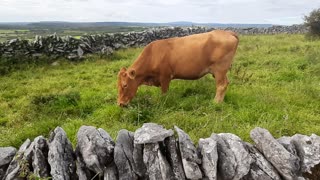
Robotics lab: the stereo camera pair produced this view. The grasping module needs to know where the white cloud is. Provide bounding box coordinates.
[0,0,319,24]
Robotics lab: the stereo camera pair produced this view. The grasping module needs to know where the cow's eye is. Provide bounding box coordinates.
[123,84,128,88]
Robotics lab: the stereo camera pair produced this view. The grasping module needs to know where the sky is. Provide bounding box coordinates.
[0,0,319,25]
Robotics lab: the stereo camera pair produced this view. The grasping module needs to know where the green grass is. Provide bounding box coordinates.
[0,34,320,147]
[0,29,30,42]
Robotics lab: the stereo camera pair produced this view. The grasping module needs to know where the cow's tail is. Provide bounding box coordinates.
[227,31,239,42]
[228,31,239,40]
[227,31,239,73]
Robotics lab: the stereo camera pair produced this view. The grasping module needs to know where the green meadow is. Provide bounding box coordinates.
[0,34,319,147]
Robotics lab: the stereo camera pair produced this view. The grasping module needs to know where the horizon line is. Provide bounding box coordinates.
[0,21,277,25]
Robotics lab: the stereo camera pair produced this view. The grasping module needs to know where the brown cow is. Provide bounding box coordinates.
[117,30,239,106]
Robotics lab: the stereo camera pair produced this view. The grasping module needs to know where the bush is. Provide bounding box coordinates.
[304,8,320,37]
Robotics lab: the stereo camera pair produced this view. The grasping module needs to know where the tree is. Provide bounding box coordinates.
[304,8,320,36]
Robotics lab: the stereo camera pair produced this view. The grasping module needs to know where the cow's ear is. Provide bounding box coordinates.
[128,69,136,79]
[119,67,127,77]
[120,67,127,72]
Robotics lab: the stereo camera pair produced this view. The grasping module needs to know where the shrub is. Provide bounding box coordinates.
[304,8,320,37]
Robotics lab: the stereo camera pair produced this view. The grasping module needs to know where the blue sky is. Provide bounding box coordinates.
[0,0,319,25]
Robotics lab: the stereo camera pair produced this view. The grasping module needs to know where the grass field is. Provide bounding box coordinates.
[0,34,320,147]
[0,29,31,42]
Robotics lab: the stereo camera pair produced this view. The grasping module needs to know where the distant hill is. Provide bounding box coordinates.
[168,21,273,28]
[0,21,274,29]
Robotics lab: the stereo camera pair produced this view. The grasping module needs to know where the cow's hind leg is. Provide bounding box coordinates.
[210,48,236,103]
[213,71,229,103]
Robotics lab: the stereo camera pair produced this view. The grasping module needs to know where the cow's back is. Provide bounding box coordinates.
[148,30,238,79]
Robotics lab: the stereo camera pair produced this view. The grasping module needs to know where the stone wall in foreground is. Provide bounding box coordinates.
[1,123,319,180]
[0,25,308,60]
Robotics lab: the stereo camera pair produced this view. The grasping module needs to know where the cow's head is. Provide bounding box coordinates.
[117,67,138,107]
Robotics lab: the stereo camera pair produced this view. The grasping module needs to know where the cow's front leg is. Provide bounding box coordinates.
[214,74,229,103]
[160,76,171,94]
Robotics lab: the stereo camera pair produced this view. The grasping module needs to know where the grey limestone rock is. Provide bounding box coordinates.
[292,134,320,179]
[77,46,84,57]
[133,143,147,178]
[134,123,174,144]
[0,147,17,180]
[198,138,218,180]
[114,129,138,180]
[210,134,237,180]
[278,136,298,157]
[101,46,113,55]
[76,150,92,180]
[76,126,115,179]
[164,136,186,180]
[3,123,320,180]
[218,133,253,179]
[48,127,77,180]
[210,133,253,180]
[143,143,173,180]
[103,162,118,180]
[32,136,50,178]
[23,141,35,164]
[250,127,300,180]
[67,54,78,60]
[175,126,202,179]
[243,143,282,180]
[3,139,32,180]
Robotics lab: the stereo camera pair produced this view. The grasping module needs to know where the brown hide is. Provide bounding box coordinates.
[117,30,239,106]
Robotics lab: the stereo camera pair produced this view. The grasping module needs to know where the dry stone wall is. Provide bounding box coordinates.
[1,123,320,180]
[0,25,308,60]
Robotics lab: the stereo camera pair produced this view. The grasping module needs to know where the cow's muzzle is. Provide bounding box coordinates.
[117,101,128,107]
